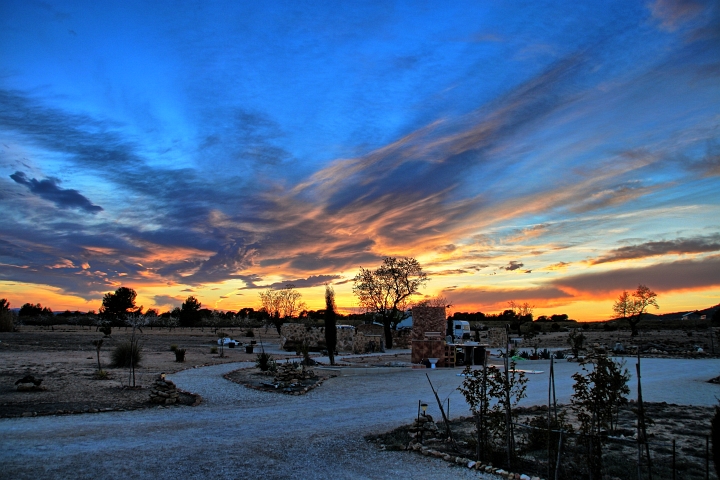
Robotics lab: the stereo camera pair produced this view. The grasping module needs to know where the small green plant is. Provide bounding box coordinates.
[567,329,585,357]
[174,348,186,362]
[94,369,109,380]
[110,341,143,368]
[210,346,218,354]
[571,356,631,477]
[255,351,275,371]
[297,341,312,367]
[170,344,178,352]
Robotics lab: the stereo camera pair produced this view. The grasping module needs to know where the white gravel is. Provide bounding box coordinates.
[1,355,719,479]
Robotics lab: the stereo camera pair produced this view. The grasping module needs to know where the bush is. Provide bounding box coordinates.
[174,348,186,362]
[256,351,275,371]
[0,310,14,332]
[94,370,109,380]
[245,328,254,337]
[170,344,178,352]
[110,341,142,368]
[554,350,566,359]
[210,346,218,354]
[539,348,552,359]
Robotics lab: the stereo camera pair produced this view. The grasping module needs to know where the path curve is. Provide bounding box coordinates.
[2,357,719,479]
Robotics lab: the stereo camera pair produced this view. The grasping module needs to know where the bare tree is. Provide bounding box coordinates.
[613,284,659,336]
[258,284,306,335]
[353,257,428,349]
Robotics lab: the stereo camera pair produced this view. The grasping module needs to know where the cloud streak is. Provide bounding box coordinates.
[591,234,720,264]
[10,171,103,213]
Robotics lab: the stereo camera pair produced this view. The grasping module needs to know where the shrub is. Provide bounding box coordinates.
[99,324,112,336]
[554,350,566,359]
[110,341,143,368]
[0,299,14,332]
[170,344,178,352]
[174,348,186,362]
[94,370,109,380]
[255,351,275,371]
[210,346,218,354]
[550,322,560,331]
[539,348,552,359]
[245,328,255,337]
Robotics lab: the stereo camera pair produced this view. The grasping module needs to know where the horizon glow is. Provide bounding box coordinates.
[1,1,719,321]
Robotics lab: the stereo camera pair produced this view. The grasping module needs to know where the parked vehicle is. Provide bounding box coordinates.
[217,337,240,346]
[450,320,471,340]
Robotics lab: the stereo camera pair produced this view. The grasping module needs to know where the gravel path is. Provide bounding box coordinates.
[1,356,719,479]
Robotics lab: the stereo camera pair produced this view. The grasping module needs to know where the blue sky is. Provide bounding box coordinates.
[1,0,719,319]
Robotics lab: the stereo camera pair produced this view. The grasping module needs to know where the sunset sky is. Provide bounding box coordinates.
[1,1,719,320]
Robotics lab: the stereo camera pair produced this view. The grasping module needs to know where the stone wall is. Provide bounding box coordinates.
[352,333,384,354]
[411,306,446,340]
[279,323,354,352]
[487,328,508,348]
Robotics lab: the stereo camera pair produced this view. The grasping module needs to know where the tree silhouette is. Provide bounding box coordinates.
[353,257,427,349]
[100,287,138,324]
[324,285,338,365]
[179,296,202,327]
[613,284,658,336]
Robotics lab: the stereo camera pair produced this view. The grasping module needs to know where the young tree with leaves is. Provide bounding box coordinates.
[353,257,428,349]
[571,356,631,479]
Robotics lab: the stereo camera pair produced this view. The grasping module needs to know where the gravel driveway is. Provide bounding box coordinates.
[1,356,719,479]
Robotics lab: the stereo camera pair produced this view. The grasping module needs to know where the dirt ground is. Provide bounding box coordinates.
[488,328,720,357]
[1,326,717,419]
[0,325,280,417]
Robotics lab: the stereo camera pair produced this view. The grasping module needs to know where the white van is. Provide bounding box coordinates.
[452,320,471,340]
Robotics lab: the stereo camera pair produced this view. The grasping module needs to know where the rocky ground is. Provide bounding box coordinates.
[372,402,717,479]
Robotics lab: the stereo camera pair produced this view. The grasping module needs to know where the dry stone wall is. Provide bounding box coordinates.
[279,323,354,352]
[410,306,446,340]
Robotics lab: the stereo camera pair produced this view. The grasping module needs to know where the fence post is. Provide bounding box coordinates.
[672,439,675,480]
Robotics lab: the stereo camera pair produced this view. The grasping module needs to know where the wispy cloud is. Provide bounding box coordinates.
[591,234,720,264]
[553,256,720,295]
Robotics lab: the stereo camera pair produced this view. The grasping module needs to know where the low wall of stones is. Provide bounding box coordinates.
[279,324,354,352]
[487,328,507,348]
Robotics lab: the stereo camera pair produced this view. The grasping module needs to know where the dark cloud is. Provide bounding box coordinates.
[10,171,103,213]
[504,261,524,271]
[552,256,720,294]
[153,295,181,308]
[241,275,342,290]
[444,286,573,310]
[591,234,720,264]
